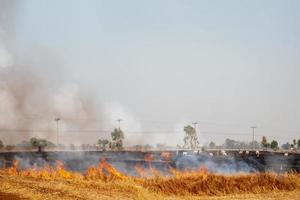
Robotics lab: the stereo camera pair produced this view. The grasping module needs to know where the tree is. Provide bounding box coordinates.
[261,136,269,150]
[183,125,199,150]
[293,139,297,148]
[30,137,40,148]
[29,137,50,149]
[0,140,4,149]
[223,138,236,149]
[98,139,109,151]
[110,128,124,150]
[297,139,300,149]
[209,142,216,149]
[270,140,278,150]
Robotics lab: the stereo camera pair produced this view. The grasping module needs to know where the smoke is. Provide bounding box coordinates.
[175,155,256,174]
[0,0,15,68]
[102,102,143,145]
[0,1,100,144]
[0,1,144,146]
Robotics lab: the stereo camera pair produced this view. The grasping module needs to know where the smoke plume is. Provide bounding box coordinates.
[0,1,100,144]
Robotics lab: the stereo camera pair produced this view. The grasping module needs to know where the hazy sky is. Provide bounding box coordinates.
[6,0,300,145]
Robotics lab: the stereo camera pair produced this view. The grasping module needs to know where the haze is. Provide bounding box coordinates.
[1,0,299,146]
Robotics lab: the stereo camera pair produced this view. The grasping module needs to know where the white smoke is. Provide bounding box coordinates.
[102,102,143,145]
[0,1,100,145]
[0,44,13,68]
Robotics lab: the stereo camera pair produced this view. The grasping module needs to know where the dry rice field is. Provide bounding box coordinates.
[0,160,299,200]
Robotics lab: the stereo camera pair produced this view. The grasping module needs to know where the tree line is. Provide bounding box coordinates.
[207,136,300,151]
[0,124,299,151]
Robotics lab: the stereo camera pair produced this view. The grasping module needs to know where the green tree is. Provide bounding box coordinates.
[30,137,40,148]
[183,125,199,150]
[270,140,278,150]
[110,128,124,150]
[209,141,216,149]
[0,140,4,149]
[30,137,49,149]
[261,136,269,150]
[98,139,110,151]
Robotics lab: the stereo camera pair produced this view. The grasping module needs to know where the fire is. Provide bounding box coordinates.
[86,159,128,180]
[134,164,147,177]
[1,159,299,196]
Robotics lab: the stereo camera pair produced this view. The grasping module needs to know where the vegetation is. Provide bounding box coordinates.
[208,141,216,149]
[29,137,56,149]
[183,125,199,150]
[110,128,124,150]
[0,140,4,149]
[97,128,125,151]
[97,139,110,151]
[270,140,279,150]
[261,136,270,150]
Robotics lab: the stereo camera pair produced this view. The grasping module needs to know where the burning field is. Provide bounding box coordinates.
[0,159,299,200]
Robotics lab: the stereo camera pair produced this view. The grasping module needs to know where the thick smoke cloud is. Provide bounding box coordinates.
[0,1,144,146]
[0,1,100,144]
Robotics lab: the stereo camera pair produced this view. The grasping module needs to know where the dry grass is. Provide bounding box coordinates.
[0,160,299,200]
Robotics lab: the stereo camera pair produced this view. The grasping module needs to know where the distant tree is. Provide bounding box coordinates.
[183,125,199,150]
[98,139,110,151]
[270,140,279,150]
[261,136,269,150]
[45,140,56,148]
[293,139,296,146]
[224,138,236,149]
[298,139,300,149]
[29,137,51,150]
[30,137,40,148]
[110,128,124,150]
[0,140,4,149]
[249,141,261,149]
[39,139,48,148]
[209,142,216,149]
[281,142,290,150]
[5,145,15,150]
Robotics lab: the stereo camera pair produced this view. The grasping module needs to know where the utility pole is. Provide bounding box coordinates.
[55,117,61,147]
[251,126,256,150]
[117,119,122,130]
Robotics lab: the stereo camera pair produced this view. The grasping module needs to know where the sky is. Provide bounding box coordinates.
[1,0,300,145]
